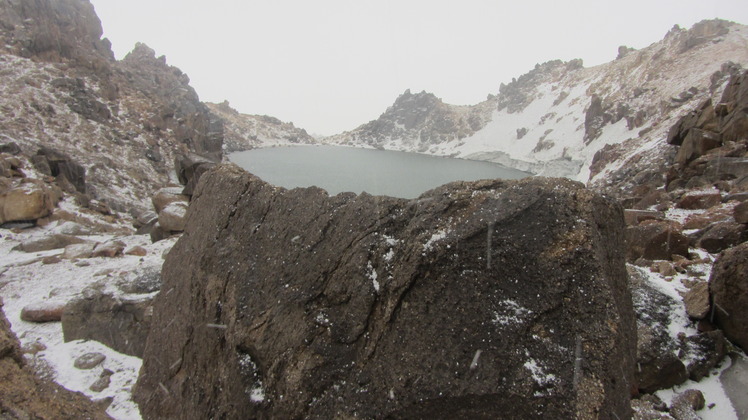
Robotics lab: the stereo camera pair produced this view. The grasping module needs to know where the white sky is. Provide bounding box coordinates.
[89,0,748,136]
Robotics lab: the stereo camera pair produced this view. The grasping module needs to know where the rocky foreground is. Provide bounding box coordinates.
[0,0,748,419]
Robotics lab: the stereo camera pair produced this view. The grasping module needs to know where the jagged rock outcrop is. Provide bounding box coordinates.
[135,164,636,419]
[327,89,496,153]
[207,101,316,152]
[1,300,111,419]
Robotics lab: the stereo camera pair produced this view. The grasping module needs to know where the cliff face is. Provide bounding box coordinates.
[0,0,223,214]
[135,164,635,419]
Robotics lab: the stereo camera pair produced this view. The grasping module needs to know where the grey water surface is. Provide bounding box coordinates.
[230,145,530,199]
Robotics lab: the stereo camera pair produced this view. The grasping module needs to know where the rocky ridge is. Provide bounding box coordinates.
[325,89,497,152]
[324,20,748,183]
[207,100,316,152]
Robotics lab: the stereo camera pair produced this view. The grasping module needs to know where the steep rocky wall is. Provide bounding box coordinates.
[135,165,636,419]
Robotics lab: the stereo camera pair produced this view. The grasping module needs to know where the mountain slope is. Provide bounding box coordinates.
[206,101,316,152]
[324,20,748,185]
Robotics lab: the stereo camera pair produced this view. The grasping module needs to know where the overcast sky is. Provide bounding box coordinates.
[89,0,748,136]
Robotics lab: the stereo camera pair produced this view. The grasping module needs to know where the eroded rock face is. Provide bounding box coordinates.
[135,165,636,419]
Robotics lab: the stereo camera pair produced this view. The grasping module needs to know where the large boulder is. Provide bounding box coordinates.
[0,179,59,224]
[134,165,636,419]
[628,266,688,393]
[151,187,188,214]
[157,201,188,232]
[709,243,748,351]
[62,287,154,358]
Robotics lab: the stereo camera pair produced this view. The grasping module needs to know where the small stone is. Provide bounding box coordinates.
[20,301,65,323]
[74,352,106,369]
[62,242,97,259]
[125,246,147,256]
[21,340,47,354]
[90,369,113,392]
[41,256,61,265]
[684,282,710,319]
[75,260,91,267]
[677,191,722,210]
[657,261,677,277]
[92,240,126,258]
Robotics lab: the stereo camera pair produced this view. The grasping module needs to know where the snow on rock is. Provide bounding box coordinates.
[0,219,178,420]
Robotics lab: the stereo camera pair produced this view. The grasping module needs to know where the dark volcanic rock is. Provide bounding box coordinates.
[709,243,748,351]
[62,288,153,358]
[135,164,636,419]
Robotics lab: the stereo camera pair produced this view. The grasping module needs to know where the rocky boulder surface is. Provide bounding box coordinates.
[709,242,748,351]
[135,165,636,419]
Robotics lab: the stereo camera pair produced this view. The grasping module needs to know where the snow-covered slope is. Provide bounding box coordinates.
[325,20,748,183]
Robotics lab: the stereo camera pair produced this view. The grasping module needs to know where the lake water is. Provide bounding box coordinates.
[229,145,530,199]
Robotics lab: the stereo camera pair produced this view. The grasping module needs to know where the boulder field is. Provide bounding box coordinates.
[135,164,636,419]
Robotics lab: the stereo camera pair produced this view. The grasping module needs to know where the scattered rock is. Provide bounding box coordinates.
[653,261,677,277]
[89,369,113,392]
[676,190,722,210]
[20,301,65,323]
[158,201,188,232]
[87,199,111,215]
[735,201,748,224]
[116,265,161,294]
[709,242,748,351]
[20,340,47,355]
[62,242,97,259]
[91,240,125,258]
[62,288,154,357]
[669,389,705,420]
[685,330,726,381]
[151,187,188,214]
[631,396,674,420]
[41,255,61,264]
[14,234,86,252]
[149,222,173,243]
[683,281,710,319]
[624,209,664,226]
[73,352,106,370]
[0,300,110,419]
[135,166,636,419]
[626,221,690,262]
[125,245,147,256]
[695,221,748,253]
